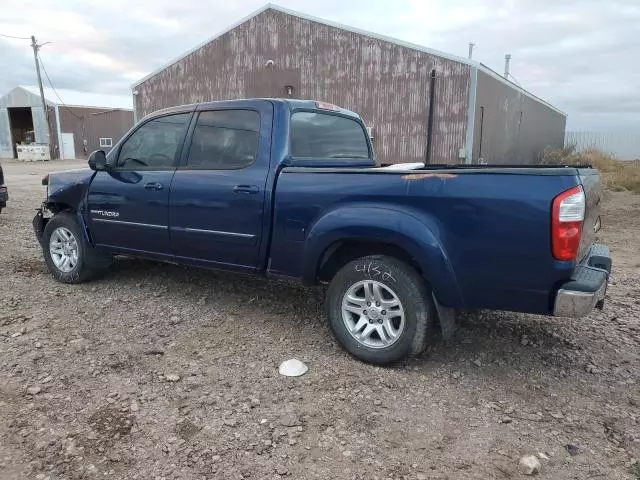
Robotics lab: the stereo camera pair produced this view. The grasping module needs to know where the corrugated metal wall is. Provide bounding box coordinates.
[0,87,57,159]
[0,109,12,158]
[0,108,56,159]
[0,87,133,160]
[136,9,471,164]
[30,106,48,145]
[472,70,566,164]
[0,87,43,109]
[58,107,133,158]
[565,131,640,161]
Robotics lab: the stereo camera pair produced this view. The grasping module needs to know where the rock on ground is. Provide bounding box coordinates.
[518,455,541,475]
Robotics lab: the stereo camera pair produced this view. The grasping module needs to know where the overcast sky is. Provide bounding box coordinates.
[1,0,638,130]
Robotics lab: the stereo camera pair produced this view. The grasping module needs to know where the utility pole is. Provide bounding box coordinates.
[468,42,475,59]
[31,35,52,160]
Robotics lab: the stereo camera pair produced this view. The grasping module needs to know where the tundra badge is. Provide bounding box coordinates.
[90,209,119,218]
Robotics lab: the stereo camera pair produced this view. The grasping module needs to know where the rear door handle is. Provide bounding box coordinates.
[233,185,259,194]
[144,182,164,191]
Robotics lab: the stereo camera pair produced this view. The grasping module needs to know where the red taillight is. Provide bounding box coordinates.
[552,185,585,261]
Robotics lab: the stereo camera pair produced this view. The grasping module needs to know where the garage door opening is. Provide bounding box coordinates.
[8,107,34,158]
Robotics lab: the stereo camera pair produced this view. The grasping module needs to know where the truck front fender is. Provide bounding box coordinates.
[42,169,95,245]
[46,168,94,210]
[302,205,463,307]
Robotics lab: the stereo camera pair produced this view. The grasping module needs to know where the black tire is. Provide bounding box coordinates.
[326,255,435,365]
[42,212,112,283]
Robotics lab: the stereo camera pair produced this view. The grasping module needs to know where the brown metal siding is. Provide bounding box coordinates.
[136,9,471,164]
[472,70,566,164]
[59,107,133,158]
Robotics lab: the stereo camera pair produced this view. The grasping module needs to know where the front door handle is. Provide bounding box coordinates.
[233,185,259,194]
[144,182,164,191]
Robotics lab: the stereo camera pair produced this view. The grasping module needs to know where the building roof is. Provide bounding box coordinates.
[18,85,132,110]
[131,3,564,116]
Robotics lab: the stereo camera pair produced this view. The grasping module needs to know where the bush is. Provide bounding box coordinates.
[540,145,640,194]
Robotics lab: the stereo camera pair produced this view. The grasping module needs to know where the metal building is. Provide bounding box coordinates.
[132,4,566,165]
[0,86,133,160]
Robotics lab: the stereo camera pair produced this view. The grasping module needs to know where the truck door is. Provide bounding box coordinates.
[87,112,191,256]
[169,102,273,270]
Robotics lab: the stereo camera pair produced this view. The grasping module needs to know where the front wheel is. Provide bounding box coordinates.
[326,255,435,365]
[43,212,111,283]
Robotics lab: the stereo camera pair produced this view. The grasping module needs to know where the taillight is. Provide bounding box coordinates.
[552,185,585,261]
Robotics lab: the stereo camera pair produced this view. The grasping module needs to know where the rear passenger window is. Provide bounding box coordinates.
[186,110,260,169]
[290,112,370,159]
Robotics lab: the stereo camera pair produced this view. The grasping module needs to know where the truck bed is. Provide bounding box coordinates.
[270,164,602,315]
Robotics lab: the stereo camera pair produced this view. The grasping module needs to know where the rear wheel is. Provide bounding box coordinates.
[326,255,434,365]
[43,212,111,283]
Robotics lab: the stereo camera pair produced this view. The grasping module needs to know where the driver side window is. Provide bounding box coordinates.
[117,113,191,170]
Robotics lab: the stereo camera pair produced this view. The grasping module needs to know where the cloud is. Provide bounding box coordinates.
[0,0,638,130]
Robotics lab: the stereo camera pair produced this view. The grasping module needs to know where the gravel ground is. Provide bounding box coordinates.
[1,159,639,480]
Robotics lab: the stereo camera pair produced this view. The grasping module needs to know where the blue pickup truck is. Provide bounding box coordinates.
[34,99,611,364]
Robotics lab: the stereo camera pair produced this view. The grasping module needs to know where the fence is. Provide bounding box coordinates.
[565,132,640,160]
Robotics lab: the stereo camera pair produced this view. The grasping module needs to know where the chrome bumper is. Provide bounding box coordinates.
[554,279,607,317]
[553,244,611,318]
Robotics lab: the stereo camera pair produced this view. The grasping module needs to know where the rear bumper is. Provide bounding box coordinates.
[553,244,611,318]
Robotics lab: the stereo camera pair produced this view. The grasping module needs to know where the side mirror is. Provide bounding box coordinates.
[88,150,108,171]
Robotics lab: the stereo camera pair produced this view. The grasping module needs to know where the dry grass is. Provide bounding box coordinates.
[541,145,640,194]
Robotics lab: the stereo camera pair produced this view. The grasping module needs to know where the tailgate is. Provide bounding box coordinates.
[578,168,603,261]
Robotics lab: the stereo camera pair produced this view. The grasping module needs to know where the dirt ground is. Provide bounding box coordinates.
[1,159,639,480]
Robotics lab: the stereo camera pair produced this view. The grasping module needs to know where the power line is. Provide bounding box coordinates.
[37,52,83,120]
[0,32,31,40]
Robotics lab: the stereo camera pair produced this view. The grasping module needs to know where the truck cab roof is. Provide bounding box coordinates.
[143,98,363,123]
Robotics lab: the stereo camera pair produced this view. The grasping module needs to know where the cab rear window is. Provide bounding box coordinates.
[290,112,369,160]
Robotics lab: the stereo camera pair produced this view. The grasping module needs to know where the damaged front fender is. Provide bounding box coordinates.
[33,207,49,248]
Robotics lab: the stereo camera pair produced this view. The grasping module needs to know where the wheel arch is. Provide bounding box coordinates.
[317,239,422,282]
[45,201,75,214]
[42,202,93,245]
[301,205,464,308]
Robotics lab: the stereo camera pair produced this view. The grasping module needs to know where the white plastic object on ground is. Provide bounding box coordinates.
[518,455,541,475]
[279,359,308,377]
